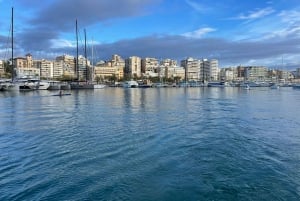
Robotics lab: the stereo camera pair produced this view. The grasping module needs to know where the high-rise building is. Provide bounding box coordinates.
[125,56,141,78]
[209,59,219,81]
[180,58,216,82]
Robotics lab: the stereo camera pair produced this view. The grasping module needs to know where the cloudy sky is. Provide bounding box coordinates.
[0,0,300,69]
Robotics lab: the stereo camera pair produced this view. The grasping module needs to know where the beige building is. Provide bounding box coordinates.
[14,54,40,78]
[0,60,4,76]
[141,57,159,77]
[165,66,185,80]
[55,54,76,79]
[125,56,142,78]
[53,60,64,79]
[94,54,125,81]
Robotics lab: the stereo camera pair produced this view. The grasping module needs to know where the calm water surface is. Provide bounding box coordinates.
[0,87,300,200]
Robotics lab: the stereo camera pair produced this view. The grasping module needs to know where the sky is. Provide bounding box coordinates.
[0,0,300,69]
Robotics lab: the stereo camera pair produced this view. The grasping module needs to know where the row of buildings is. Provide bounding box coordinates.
[1,53,300,83]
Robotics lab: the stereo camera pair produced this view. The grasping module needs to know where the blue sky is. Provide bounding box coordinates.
[0,0,300,69]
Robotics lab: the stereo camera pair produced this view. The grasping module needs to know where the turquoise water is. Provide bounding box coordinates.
[1,87,300,200]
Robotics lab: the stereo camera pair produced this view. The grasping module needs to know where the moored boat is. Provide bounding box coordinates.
[38,80,50,90]
[207,81,229,87]
[19,79,39,91]
[123,80,139,88]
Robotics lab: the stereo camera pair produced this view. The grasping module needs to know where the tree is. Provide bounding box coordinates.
[95,76,101,84]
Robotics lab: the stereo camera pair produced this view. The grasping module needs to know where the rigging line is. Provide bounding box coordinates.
[2,22,12,61]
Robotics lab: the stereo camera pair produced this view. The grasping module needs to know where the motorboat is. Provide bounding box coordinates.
[38,80,50,90]
[19,79,40,91]
[0,79,17,91]
[123,80,139,88]
[207,81,229,87]
[93,84,106,89]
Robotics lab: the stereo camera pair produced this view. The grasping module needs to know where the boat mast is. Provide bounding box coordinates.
[11,7,14,82]
[91,37,94,83]
[202,58,205,85]
[76,19,79,82]
[84,29,88,83]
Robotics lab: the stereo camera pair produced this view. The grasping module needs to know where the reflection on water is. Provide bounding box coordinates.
[0,87,300,200]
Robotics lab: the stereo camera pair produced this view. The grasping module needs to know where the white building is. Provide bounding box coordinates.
[40,60,54,79]
[209,59,219,81]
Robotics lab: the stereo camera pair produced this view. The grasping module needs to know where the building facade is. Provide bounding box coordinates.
[55,54,76,79]
[141,57,159,77]
[125,56,142,78]
[94,54,125,81]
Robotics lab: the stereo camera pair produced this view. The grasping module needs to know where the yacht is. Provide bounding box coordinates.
[123,80,139,88]
[0,79,17,91]
[19,78,40,91]
[38,80,50,90]
[207,81,229,87]
[93,84,106,89]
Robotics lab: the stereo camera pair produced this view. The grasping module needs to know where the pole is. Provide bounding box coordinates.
[11,7,14,82]
[76,19,79,82]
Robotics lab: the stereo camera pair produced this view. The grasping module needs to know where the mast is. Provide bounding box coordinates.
[76,19,79,82]
[91,37,94,82]
[11,7,14,82]
[202,58,205,84]
[84,29,88,82]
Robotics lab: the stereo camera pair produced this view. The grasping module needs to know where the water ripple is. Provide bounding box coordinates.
[1,88,300,200]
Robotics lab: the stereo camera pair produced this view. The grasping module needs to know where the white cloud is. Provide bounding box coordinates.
[182,27,216,38]
[279,10,300,25]
[185,0,206,12]
[236,7,275,20]
[51,39,75,48]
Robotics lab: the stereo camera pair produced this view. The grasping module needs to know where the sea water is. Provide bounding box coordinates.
[0,87,300,200]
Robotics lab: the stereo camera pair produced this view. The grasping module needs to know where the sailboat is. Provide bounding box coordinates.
[0,7,18,91]
[70,21,104,89]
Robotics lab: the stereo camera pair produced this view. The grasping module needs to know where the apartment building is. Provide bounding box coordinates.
[14,54,39,78]
[180,58,215,82]
[94,54,125,81]
[165,66,185,80]
[245,66,268,81]
[209,59,219,81]
[0,60,4,76]
[125,56,142,78]
[141,57,159,77]
[55,54,76,79]
[40,59,54,79]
